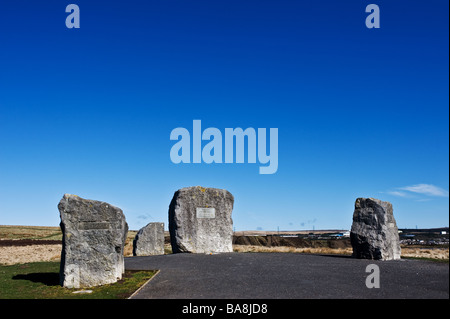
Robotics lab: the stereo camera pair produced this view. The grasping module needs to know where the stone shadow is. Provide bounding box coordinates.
[12,272,60,286]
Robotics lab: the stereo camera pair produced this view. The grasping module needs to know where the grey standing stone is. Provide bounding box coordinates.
[58,194,128,288]
[133,222,165,256]
[350,197,401,260]
[169,186,234,254]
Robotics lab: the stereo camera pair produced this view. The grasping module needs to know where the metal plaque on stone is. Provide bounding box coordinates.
[196,207,215,218]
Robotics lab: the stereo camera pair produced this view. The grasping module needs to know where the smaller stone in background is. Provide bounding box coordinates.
[133,222,165,256]
[350,197,401,260]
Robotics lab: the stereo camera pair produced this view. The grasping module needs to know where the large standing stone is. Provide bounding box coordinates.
[350,197,401,260]
[169,186,234,254]
[58,194,128,288]
[133,222,165,256]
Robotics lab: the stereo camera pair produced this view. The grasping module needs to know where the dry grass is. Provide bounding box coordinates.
[124,230,137,257]
[400,247,449,260]
[0,244,62,265]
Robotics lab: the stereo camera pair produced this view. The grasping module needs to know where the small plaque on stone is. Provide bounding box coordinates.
[196,207,215,218]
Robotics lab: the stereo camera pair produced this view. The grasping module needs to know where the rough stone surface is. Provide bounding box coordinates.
[58,194,128,288]
[133,222,165,256]
[169,186,234,254]
[350,197,401,260]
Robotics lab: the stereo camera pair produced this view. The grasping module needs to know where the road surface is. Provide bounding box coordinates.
[125,252,448,299]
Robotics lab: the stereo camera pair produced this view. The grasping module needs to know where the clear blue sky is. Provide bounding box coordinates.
[0,0,448,231]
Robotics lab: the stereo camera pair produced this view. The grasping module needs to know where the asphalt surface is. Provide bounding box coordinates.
[125,253,449,299]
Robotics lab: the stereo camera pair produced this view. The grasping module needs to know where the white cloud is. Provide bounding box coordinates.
[399,184,449,197]
[386,191,409,197]
[414,198,432,202]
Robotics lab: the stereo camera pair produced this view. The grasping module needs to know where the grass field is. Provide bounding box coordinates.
[0,261,157,299]
[0,226,156,298]
[0,225,62,240]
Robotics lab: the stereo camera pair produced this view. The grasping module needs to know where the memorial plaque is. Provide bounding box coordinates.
[78,221,110,230]
[196,207,215,218]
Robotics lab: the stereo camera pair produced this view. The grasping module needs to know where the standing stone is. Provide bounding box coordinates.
[58,194,128,288]
[169,186,234,254]
[133,222,165,256]
[350,197,401,260]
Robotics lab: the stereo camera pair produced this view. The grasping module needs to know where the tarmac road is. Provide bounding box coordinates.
[125,252,449,299]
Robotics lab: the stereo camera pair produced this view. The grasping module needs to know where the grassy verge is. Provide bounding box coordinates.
[0,261,157,299]
[401,256,449,263]
[233,245,449,262]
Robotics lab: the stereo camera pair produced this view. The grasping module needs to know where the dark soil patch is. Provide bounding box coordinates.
[232,235,351,249]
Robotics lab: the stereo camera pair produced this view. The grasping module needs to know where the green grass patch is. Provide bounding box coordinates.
[0,261,157,299]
